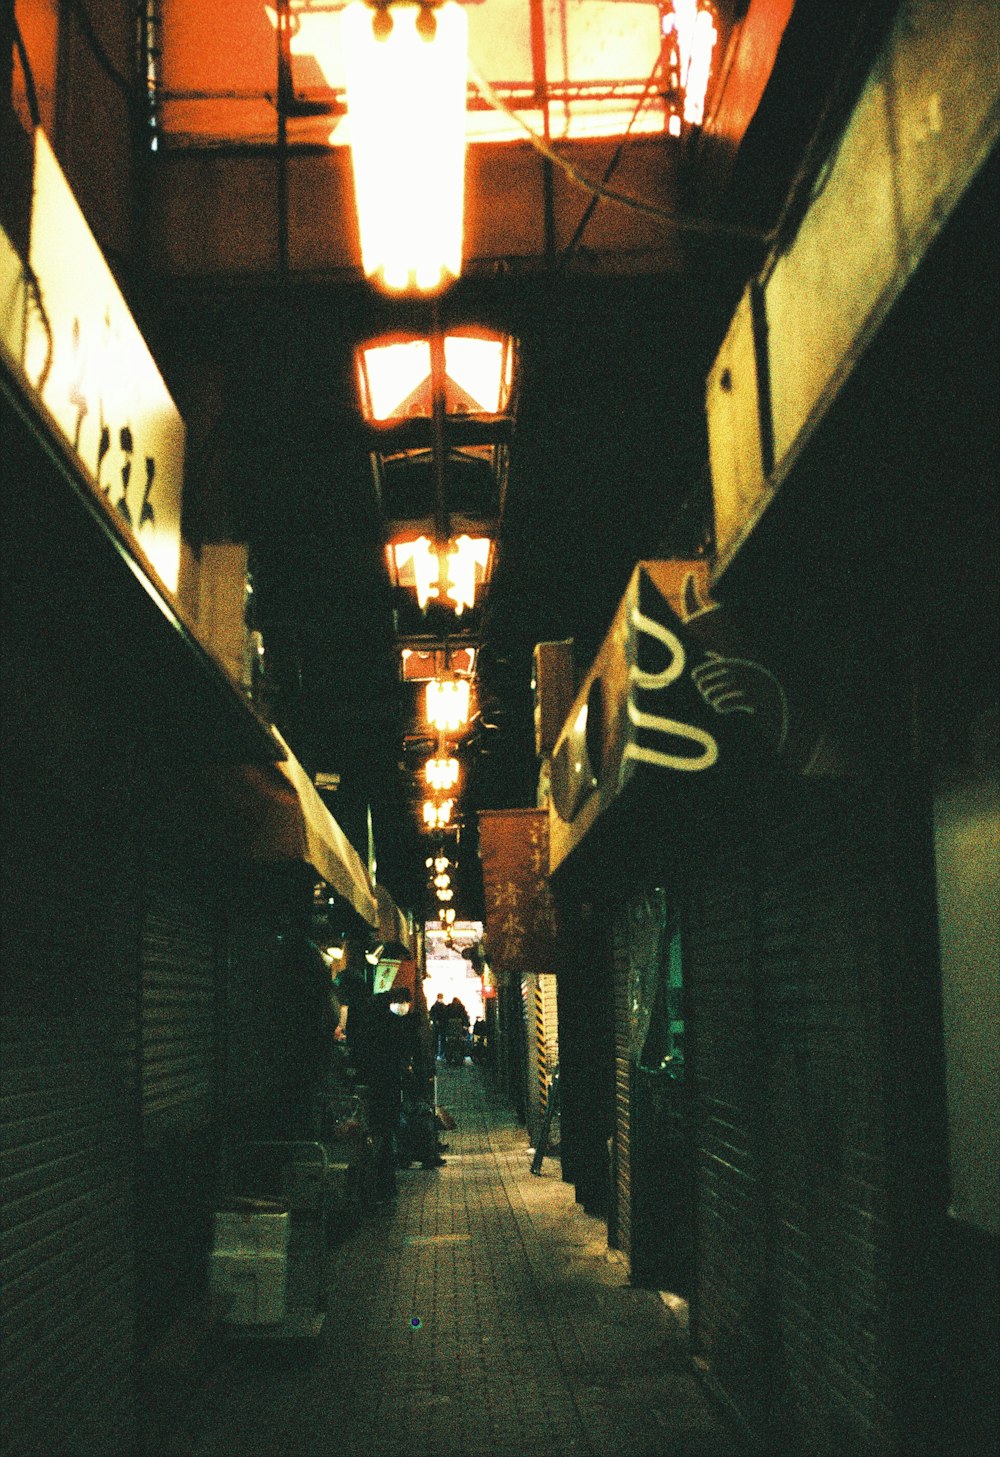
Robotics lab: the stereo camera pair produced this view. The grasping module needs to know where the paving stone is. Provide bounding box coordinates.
[151,1064,745,1457]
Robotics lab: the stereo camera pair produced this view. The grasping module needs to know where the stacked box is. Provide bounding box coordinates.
[210,1201,289,1325]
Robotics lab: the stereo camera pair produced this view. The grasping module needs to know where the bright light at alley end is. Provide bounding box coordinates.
[342,1,469,294]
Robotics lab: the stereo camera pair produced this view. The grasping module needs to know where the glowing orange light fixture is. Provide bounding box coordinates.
[423,798,454,828]
[392,537,440,610]
[390,534,492,615]
[446,535,491,615]
[358,332,513,422]
[426,756,460,791]
[426,679,470,732]
[663,1,718,131]
[342,1,468,293]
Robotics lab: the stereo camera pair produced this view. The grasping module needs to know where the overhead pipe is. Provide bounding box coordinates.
[529,0,557,265]
[430,298,450,549]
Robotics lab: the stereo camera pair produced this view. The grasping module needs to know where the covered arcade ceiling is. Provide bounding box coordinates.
[133,0,895,916]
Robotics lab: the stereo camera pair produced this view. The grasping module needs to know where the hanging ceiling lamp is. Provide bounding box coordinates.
[391,536,440,611]
[662,1,718,132]
[426,756,460,791]
[357,330,515,422]
[389,534,493,615]
[426,678,470,732]
[445,535,491,615]
[342,1,469,293]
[423,798,454,828]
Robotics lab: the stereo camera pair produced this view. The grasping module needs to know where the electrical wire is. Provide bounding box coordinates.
[11,16,42,128]
[468,60,772,245]
[66,0,136,107]
[560,47,666,264]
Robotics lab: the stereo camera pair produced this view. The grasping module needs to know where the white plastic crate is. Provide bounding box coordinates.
[210,1249,287,1325]
[212,1201,289,1255]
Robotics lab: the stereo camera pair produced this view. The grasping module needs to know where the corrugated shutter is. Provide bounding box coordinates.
[687,781,895,1449]
[0,1016,138,1457]
[521,974,541,1145]
[524,973,560,1151]
[540,973,559,1086]
[141,873,218,1141]
[137,862,222,1351]
[611,913,632,1259]
[0,449,142,1457]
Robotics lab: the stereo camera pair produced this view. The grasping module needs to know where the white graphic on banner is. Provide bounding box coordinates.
[22,133,185,594]
[622,605,719,773]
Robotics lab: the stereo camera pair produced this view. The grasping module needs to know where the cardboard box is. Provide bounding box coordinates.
[210,1250,287,1326]
[212,1204,289,1255]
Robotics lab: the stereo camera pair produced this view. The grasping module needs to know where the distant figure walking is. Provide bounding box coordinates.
[429,992,449,1060]
[444,997,470,1066]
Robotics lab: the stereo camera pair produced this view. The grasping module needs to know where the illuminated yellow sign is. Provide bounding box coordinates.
[0,224,27,367]
[23,132,185,594]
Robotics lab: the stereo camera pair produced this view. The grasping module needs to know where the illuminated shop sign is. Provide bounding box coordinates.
[19,132,185,594]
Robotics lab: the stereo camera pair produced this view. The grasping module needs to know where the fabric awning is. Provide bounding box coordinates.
[375,883,415,958]
[274,732,378,927]
[210,731,378,929]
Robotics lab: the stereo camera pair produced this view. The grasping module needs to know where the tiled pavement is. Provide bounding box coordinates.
[153,1065,745,1457]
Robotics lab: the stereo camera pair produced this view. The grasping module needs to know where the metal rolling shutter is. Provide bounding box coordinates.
[687,781,894,1447]
[611,914,632,1259]
[524,973,560,1151]
[521,974,542,1145]
[540,974,559,1091]
[0,488,141,1457]
[141,872,218,1141]
[138,863,221,1350]
[0,1015,138,1457]
[534,978,548,1116]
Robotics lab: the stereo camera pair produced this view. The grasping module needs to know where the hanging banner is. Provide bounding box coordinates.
[549,560,847,874]
[478,808,558,980]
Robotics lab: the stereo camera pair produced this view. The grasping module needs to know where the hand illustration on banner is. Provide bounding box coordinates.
[692,651,789,755]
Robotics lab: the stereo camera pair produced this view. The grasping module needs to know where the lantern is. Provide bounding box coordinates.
[342,1,468,293]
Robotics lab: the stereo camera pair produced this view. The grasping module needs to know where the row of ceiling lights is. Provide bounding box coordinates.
[354,320,516,926]
[336,0,718,930]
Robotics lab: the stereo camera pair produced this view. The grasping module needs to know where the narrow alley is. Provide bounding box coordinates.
[3,7,998,1457]
[150,1064,742,1457]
